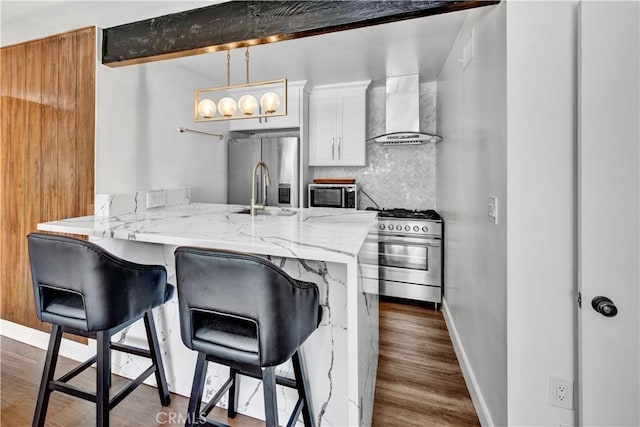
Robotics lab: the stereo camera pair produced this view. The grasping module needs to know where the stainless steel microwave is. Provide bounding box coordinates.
[308,184,358,209]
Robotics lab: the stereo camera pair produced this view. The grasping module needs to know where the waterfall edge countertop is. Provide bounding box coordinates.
[36,203,378,264]
[36,203,380,426]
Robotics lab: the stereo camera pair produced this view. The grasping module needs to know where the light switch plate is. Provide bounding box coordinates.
[488,196,498,224]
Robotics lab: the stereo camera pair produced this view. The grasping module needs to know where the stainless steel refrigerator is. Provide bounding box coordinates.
[227,137,300,208]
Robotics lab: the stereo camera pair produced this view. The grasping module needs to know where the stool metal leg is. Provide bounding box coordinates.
[186,352,207,427]
[143,310,171,406]
[96,331,111,427]
[292,351,315,427]
[262,367,279,427]
[32,324,63,427]
[227,368,240,418]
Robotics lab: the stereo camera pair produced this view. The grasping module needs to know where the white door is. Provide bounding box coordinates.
[578,2,639,425]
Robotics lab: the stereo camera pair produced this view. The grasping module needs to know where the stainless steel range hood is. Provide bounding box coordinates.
[371,74,442,145]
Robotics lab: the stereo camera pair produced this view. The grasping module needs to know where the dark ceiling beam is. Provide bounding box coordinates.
[102,0,499,67]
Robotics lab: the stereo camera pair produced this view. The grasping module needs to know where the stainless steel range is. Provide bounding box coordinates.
[368,208,443,304]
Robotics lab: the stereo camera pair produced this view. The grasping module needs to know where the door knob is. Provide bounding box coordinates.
[591,296,618,317]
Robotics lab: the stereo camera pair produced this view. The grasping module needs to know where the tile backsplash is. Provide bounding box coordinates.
[312,81,437,210]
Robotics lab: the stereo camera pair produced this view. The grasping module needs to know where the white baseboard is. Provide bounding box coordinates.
[442,299,494,427]
[0,319,90,362]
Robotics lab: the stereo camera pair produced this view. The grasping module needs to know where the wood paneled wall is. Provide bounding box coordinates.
[0,27,95,332]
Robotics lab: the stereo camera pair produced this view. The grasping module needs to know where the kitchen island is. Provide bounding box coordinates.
[37,203,378,427]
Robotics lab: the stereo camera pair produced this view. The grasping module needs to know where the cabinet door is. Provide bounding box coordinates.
[309,91,337,165]
[336,89,366,166]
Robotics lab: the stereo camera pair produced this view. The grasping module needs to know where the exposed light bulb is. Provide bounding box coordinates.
[260,92,280,114]
[218,97,237,117]
[238,95,258,115]
[197,99,216,118]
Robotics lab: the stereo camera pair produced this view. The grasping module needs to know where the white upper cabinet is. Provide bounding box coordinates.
[229,80,308,131]
[309,81,370,166]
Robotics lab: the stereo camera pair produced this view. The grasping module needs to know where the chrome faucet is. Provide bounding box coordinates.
[250,161,271,216]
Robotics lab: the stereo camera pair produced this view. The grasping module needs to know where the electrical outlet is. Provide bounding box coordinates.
[146,190,166,209]
[549,377,573,409]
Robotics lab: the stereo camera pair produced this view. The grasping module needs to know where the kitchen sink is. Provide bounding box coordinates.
[235,208,298,217]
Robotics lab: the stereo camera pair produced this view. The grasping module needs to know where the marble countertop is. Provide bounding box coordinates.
[37,203,378,263]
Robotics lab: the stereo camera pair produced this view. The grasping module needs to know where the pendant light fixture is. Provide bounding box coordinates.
[194,47,287,122]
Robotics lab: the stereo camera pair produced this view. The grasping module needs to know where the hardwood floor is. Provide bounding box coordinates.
[0,337,261,427]
[372,300,479,427]
[0,301,478,426]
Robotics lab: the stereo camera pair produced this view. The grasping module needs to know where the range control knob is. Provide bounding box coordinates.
[422,225,429,232]
[379,224,385,230]
[404,225,411,231]
[413,225,420,232]
[387,224,394,231]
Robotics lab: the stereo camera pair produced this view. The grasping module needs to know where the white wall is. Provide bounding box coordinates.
[96,58,229,202]
[506,2,577,426]
[436,3,508,426]
[439,2,579,425]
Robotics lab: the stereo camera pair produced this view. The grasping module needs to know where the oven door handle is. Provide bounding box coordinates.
[378,235,441,246]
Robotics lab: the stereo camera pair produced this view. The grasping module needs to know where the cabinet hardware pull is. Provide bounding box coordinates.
[331,137,335,160]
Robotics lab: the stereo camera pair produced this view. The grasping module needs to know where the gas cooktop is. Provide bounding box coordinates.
[366,207,442,221]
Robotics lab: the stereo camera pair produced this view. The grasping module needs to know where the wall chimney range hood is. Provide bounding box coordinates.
[370,74,442,145]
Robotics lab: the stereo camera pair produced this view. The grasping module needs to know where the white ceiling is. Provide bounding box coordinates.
[1,1,469,86]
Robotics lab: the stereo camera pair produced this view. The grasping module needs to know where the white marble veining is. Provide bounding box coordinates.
[94,187,191,217]
[38,203,378,427]
[40,203,376,264]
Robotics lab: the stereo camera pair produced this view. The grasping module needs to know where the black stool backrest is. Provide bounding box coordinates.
[27,233,169,332]
[174,247,319,367]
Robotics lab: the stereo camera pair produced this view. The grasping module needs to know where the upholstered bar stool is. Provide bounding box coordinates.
[27,233,174,427]
[174,247,320,427]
